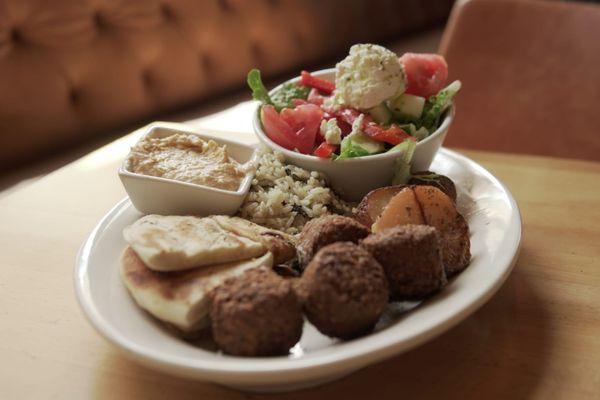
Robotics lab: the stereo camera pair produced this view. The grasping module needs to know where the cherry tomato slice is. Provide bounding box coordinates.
[363,123,414,145]
[314,142,338,158]
[261,105,297,151]
[399,53,448,98]
[263,103,323,154]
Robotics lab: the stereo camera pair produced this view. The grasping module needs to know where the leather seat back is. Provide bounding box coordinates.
[440,0,600,161]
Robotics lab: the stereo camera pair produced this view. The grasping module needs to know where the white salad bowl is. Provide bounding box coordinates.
[253,68,454,201]
[119,123,258,216]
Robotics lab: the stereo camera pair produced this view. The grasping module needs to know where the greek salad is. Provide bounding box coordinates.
[248,44,461,160]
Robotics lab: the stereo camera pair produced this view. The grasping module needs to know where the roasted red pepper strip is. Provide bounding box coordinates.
[335,108,412,145]
[333,107,415,144]
[313,142,338,158]
[300,71,335,95]
[363,123,414,145]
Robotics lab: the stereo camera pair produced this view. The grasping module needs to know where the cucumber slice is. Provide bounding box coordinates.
[389,93,426,121]
[352,132,385,154]
[413,126,429,140]
[398,123,417,135]
[367,103,392,125]
[340,132,385,157]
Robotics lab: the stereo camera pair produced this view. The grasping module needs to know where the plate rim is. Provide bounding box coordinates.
[74,147,522,380]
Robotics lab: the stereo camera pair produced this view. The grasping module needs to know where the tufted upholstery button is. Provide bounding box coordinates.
[250,42,264,62]
[68,88,80,105]
[199,53,213,73]
[218,0,235,12]
[93,12,108,30]
[10,28,23,45]
[161,4,175,20]
[292,30,304,49]
[141,70,153,87]
[266,0,279,8]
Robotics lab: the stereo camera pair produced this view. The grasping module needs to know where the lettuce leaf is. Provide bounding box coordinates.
[247,69,272,105]
[336,140,370,160]
[271,83,310,111]
[397,123,429,141]
[247,69,310,111]
[418,80,461,131]
[390,139,417,185]
[397,123,417,135]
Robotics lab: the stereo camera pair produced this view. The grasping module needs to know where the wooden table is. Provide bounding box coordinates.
[1,106,599,399]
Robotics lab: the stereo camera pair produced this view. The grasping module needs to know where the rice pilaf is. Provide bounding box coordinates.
[239,149,354,234]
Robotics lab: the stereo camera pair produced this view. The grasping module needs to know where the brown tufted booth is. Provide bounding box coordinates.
[0,0,453,169]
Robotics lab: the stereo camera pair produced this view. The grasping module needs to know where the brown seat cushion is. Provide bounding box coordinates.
[439,0,600,161]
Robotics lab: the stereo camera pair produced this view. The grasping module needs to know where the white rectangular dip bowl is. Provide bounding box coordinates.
[119,123,257,216]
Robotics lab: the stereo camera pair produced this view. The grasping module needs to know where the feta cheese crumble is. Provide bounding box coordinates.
[350,113,365,137]
[332,44,406,110]
[320,119,342,145]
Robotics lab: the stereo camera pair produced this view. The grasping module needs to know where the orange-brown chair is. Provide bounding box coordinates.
[439,0,600,161]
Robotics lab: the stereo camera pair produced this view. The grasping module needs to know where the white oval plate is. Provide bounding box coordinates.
[74,148,521,393]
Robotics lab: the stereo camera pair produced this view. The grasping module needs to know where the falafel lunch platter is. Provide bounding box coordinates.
[75,44,522,392]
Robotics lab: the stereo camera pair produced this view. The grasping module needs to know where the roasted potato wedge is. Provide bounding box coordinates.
[354,172,457,228]
[371,187,425,233]
[354,185,406,228]
[412,186,470,275]
[409,171,457,202]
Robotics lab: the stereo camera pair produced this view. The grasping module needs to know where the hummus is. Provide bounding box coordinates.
[126,133,247,191]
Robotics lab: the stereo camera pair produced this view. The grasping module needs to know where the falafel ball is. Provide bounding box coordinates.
[297,215,370,269]
[361,225,446,300]
[297,242,388,339]
[210,268,303,356]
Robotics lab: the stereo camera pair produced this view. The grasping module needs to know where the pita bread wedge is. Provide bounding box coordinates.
[120,246,273,333]
[123,215,265,271]
[210,216,297,264]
